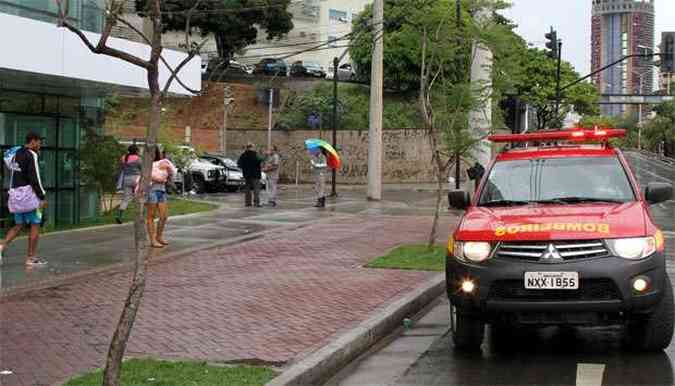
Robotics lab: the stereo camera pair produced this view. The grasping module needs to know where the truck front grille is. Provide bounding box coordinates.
[488,279,621,302]
[496,240,609,262]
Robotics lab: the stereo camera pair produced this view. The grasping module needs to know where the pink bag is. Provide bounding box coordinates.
[152,161,169,183]
[8,164,40,214]
[8,184,40,214]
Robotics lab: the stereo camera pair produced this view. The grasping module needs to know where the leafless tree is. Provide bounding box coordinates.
[56,1,206,384]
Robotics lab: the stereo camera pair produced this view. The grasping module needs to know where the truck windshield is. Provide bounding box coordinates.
[478,157,635,206]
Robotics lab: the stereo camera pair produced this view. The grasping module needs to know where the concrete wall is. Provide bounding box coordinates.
[225,128,435,184]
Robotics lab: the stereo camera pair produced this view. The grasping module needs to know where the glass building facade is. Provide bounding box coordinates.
[0,0,104,32]
[0,0,105,229]
[0,90,103,228]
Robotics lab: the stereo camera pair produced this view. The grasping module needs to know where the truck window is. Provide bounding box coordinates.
[479,156,636,205]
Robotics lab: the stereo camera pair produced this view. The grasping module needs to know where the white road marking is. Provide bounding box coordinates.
[576,363,605,386]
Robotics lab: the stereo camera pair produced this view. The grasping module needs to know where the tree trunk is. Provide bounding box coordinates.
[427,131,445,249]
[101,43,163,386]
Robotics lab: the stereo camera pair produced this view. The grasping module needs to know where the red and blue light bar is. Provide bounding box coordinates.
[488,128,626,143]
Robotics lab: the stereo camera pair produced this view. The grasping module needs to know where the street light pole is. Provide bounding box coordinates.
[331,56,339,197]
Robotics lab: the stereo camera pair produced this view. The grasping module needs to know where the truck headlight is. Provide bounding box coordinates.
[607,237,657,260]
[454,241,492,263]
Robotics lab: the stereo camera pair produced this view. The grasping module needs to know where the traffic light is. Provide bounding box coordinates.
[545,27,558,59]
[662,32,674,73]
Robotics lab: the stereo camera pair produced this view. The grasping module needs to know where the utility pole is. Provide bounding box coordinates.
[545,27,562,126]
[267,88,273,149]
[554,41,563,121]
[367,0,384,201]
[331,56,339,197]
[454,0,462,190]
[221,84,233,155]
[468,6,493,177]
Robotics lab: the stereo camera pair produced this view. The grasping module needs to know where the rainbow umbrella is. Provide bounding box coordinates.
[304,138,342,170]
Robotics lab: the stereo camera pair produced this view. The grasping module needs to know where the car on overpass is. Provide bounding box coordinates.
[447,128,674,352]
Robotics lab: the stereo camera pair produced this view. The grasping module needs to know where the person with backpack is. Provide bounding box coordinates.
[0,132,48,266]
[146,147,176,248]
[115,144,142,224]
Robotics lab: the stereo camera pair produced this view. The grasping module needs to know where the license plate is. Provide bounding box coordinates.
[524,272,579,290]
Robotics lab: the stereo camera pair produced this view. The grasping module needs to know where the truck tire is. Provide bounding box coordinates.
[450,303,484,351]
[624,275,674,352]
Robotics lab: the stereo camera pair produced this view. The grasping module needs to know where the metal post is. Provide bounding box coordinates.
[267,88,273,149]
[331,56,339,197]
[367,0,384,201]
[554,41,563,125]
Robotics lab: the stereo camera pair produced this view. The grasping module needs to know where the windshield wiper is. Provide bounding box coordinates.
[480,200,530,207]
[536,197,625,204]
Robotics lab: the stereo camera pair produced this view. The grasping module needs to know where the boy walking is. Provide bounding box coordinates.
[0,132,48,266]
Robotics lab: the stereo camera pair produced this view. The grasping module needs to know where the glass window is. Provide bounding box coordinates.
[0,90,43,115]
[58,151,77,188]
[479,157,635,205]
[38,150,56,189]
[0,114,57,147]
[57,190,76,225]
[60,118,78,149]
[329,9,348,21]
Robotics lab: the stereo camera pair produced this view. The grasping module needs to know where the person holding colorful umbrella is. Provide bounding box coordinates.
[305,139,341,208]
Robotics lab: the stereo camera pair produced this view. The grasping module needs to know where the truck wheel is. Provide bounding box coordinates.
[624,275,674,352]
[450,302,484,351]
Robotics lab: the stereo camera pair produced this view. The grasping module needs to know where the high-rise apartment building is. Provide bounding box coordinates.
[591,0,655,116]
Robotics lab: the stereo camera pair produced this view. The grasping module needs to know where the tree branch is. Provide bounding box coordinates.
[161,39,208,95]
[56,0,149,69]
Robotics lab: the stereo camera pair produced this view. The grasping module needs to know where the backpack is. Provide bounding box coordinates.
[3,146,22,172]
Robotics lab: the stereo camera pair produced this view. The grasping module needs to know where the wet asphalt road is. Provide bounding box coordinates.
[328,152,675,386]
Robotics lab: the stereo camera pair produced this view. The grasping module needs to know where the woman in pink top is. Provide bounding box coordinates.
[146,148,177,248]
[116,145,141,224]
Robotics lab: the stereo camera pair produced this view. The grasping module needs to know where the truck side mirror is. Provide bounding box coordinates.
[645,183,673,205]
[448,190,471,210]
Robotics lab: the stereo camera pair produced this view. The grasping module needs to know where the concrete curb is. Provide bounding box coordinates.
[266,273,445,386]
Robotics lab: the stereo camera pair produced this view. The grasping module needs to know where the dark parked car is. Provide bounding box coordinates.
[290,61,326,78]
[253,58,289,77]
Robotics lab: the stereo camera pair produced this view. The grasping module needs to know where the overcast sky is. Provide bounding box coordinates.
[502,0,675,76]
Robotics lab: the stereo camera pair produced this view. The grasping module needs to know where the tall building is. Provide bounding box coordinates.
[591,0,655,116]
[236,0,372,70]
[0,1,201,228]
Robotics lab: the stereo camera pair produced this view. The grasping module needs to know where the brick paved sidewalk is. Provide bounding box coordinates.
[0,213,456,386]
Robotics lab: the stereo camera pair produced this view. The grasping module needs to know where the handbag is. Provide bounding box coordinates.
[8,166,40,214]
[151,160,169,183]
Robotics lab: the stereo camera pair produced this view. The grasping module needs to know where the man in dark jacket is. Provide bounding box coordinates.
[238,143,263,207]
[0,132,48,266]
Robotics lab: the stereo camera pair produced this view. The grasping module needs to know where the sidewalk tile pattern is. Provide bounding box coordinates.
[0,215,453,386]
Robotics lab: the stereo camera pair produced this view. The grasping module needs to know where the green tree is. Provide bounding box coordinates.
[643,100,675,156]
[512,48,599,129]
[80,129,125,213]
[136,0,293,63]
[277,83,422,130]
[578,114,639,148]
